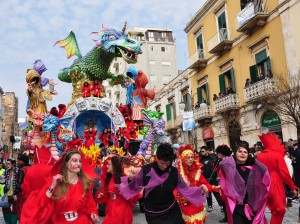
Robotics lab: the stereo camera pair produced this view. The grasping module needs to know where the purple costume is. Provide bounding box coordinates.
[219,156,270,224]
[118,162,206,224]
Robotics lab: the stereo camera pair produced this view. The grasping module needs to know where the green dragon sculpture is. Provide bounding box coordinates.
[55,22,142,103]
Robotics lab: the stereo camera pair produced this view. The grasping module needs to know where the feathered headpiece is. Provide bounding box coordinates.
[177,144,195,159]
[259,132,285,156]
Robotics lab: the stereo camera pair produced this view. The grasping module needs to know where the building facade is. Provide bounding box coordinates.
[1,92,19,159]
[149,0,299,150]
[106,27,179,106]
[0,87,4,149]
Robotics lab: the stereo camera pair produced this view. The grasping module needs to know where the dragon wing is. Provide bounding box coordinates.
[54,31,82,59]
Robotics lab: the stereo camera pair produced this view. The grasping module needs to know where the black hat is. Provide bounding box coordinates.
[17,154,29,164]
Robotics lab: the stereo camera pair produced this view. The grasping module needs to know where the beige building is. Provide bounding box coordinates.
[149,0,299,150]
[106,27,178,106]
[1,92,19,159]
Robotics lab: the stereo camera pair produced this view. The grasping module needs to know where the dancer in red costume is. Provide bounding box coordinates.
[22,150,99,223]
[91,80,102,97]
[257,132,298,224]
[21,145,55,223]
[82,82,91,98]
[96,156,140,224]
[82,127,97,148]
[98,128,110,147]
[176,144,215,224]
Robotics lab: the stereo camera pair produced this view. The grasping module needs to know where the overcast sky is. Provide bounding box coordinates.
[0,0,205,118]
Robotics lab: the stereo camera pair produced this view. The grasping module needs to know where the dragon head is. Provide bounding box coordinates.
[43,114,59,133]
[93,22,142,64]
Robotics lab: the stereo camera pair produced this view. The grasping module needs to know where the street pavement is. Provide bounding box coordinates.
[100,198,300,224]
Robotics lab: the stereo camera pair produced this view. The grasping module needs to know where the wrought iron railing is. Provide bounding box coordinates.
[208,28,232,52]
[244,78,276,102]
[214,94,240,113]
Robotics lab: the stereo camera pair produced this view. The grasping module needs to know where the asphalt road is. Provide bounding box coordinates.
[100,198,300,224]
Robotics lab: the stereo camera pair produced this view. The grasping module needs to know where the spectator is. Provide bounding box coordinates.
[199,146,223,212]
[13,154,30,220]
[213,94,219,101]
[266,70,273,79]
[3,159,18,224]
[244,78,252,87]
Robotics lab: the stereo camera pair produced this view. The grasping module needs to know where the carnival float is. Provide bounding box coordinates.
[21,21,170,184]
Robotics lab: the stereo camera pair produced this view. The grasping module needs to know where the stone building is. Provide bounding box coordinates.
[1,92,19,159]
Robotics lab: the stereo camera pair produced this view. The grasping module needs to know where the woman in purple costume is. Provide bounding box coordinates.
[118,143,208,224]
[219,141,270,224]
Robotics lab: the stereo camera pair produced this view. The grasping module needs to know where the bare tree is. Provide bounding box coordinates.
[257,72,300,141]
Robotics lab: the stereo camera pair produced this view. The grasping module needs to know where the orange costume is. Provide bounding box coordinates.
[176,144,217,224]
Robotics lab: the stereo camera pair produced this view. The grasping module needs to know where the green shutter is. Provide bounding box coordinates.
[217,11,227,29]
[249,65,258,82]
[230,68,236,93]
[219,74,226,93]
[205,83,210,105]
[196,34,203,50]
[197,87,203,104]
[255,49,267,64]
[166,104,171,121]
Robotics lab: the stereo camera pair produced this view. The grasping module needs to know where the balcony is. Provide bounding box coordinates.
[188,49,208,71]
[237,2,268,33]
[208,28,233,55]
[244,78,276,103]
[214,94,240,113]
[194,106,213,121]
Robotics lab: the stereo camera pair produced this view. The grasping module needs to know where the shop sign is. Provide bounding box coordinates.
[262,111,281,127]
[202,126,214,139]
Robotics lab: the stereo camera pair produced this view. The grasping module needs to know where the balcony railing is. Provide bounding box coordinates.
[237,1,268,33]
[214,94,240,113]
[188,49,208,70]
[244,78,276,102]
[194,106,213,121]
[147,37,174,43]
[208,28,233,54]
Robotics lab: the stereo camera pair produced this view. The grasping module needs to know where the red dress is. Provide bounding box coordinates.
[98,133,110,146]
[82,85,91,98]
[21,178,97,224]
[96,177,139,224]
[91,82,102,97]
[82,129,97,147]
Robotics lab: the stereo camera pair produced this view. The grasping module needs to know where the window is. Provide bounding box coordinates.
[165,103,176,120]
[149,60,156,65]
[149,46,154,51]
[217,11,228,41]
[161,47,165,52]
[182,94,192,111]
[165,46,170,52]
[196,33,204,59]
[150,75,156,81]
[218,68,235,95]
[162,61,171,66]
[162,75,171,83]
[197,83,210,105]
[249,49,272,83]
